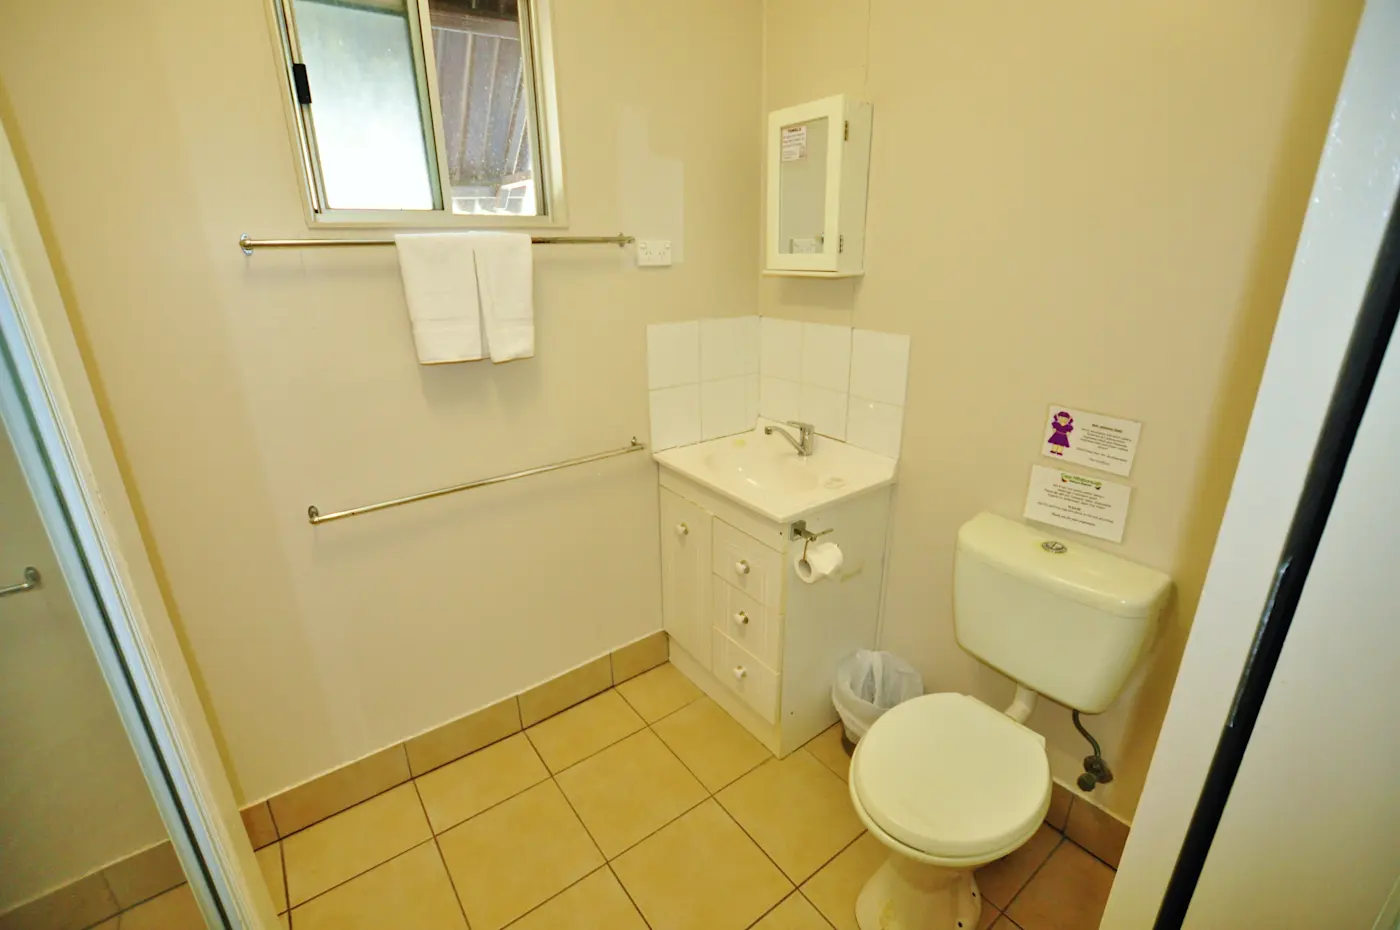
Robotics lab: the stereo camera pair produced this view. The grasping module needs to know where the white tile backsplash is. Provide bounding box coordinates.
[646,322,699,389]
[801,384,849,440]
[701,377,749,440]
[846,397,904,458]
[760,318,803,382]
[648,316,909,457]
[649,384,701,451]
[801,323,853,393]
[741,316,761,374]
[760,377,801,423]
[700,317,749,382]
[849,330,911,406]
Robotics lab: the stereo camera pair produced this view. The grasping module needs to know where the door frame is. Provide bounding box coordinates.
[0,122,274,926]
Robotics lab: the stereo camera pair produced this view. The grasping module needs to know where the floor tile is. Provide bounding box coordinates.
[116,884,204,930]
[415,733,548,832]
[270,745,411,836]
[615,663,701,722]
[651,697,772,791]
[1045,784,1072,832]
[506,867,648,930]
[753,893,833,930]
[103,841,185,909]
[975,824,1061,909]
[556,729,708,857]
[991,919,1021,929]
[291,841,466,930]
[241,802,279,850]
[525,690,644,772]
[611,631,669,684]
[518,656,613,727]
[612,800,792,930]
[803,725,851,781]
[1006,841,1114,930]
[1064,799,1129,868]
[0,871,117,930]
[718,752,864,883]
[437,780,603,930]
[256,842,287,913]
[800,833,885,930]
[280,916,290,930]
[406,696,521,777]
[282,782,431,906]
[980,905,1003,929]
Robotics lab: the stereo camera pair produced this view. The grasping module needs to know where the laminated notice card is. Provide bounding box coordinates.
[1042,405,1141,476]
[1024,465,1131,543]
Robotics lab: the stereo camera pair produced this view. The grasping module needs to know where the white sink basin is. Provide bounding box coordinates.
[654,420,896,522]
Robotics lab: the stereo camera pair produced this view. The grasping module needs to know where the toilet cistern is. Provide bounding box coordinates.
[766,420,816,456]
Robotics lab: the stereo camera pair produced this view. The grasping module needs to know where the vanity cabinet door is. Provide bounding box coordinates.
[660,489,712,669]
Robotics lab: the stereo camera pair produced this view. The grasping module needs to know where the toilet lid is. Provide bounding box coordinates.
[853,693,1050,860]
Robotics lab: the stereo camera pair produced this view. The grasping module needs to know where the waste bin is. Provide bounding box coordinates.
[832,649,924,744]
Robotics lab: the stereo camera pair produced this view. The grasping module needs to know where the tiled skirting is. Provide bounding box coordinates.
[239,632,670,850]
[0,840,187,930]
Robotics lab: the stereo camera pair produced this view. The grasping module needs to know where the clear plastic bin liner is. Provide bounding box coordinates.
[831,649,924,741]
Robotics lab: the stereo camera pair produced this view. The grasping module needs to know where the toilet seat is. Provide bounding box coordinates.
[852,693,1051,861]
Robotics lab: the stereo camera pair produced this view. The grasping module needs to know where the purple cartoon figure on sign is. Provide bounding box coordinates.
[1047,410,1074,455]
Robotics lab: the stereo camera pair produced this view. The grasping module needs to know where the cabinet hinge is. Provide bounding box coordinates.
[844,120,849,141]
[839,234,845,253]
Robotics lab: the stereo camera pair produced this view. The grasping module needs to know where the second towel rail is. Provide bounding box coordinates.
[307,438,646,525]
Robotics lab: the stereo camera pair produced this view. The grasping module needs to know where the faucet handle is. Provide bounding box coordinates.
[786,420,815,433]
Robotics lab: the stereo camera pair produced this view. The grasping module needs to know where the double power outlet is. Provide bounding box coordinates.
[635,239,673,267]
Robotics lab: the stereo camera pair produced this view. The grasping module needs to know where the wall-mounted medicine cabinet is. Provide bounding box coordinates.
[765,95,872,278]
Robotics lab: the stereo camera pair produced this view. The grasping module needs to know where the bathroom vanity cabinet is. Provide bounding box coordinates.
[656,466,892,756]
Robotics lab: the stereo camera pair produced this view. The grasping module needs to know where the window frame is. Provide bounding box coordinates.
[267,0,568,229]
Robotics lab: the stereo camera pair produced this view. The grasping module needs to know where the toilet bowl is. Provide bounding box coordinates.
[848,692,1050,930]
[843,513,1171,929]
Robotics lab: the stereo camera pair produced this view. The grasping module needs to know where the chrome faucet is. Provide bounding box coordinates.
[765,420,816,456]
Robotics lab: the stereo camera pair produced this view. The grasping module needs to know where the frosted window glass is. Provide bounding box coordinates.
[292,0,435,210]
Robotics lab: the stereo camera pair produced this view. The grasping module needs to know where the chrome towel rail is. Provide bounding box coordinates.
[307,438,646,525]
[240,233,633,255]
[0,567,41,598]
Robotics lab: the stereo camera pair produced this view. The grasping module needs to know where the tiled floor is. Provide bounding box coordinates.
[228,663,1114,930]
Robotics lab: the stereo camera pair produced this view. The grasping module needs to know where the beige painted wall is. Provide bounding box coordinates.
[762,0,1361,819]
[0,0,761,803]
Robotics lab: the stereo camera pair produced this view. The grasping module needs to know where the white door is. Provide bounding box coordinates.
[659,488,711,667]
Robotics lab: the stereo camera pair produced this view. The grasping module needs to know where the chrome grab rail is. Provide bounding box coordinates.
[0,566,41,597]
[240,233,633,255]
[307,438,646,525]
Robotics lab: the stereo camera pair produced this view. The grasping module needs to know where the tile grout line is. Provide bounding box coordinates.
[282,837,438,915]
[603,862,656,930]
[998,834,1066,920]
[278,841,292,928]
[408,777,473,929]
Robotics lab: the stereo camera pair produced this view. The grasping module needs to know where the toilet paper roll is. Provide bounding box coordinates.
[795,541,843,584]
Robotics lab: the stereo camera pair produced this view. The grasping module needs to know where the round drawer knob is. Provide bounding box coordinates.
[675,522,689,536]
[732,666,748,681]
[734,610,749,626]
[735,559,750,575]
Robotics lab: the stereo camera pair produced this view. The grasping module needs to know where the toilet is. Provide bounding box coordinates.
[848,512,1171,929]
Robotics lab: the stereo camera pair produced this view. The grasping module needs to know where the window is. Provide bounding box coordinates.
[274,0,560,223]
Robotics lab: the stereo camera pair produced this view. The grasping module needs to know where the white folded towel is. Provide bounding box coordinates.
[394,233,485,364]
[469,231,535,362]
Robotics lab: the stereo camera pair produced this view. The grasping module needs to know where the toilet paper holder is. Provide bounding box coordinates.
[791,519,833,559]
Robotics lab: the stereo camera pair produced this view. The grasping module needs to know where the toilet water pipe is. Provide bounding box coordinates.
[1073,711,1115,792]
[1005,685,1037,723]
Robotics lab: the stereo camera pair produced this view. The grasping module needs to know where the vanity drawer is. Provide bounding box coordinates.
[712,628,781,724]
[712,520,783,608]
[712,577,780,670]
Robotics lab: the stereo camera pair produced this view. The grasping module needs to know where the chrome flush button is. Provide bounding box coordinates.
[1041,540,1068,554]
